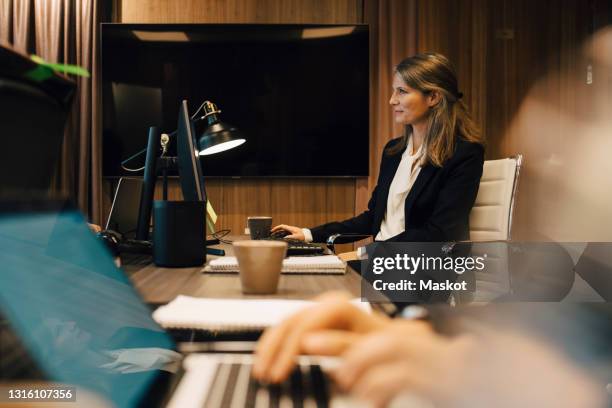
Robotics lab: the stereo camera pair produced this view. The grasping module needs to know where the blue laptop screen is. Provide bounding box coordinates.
[0,207,176,407]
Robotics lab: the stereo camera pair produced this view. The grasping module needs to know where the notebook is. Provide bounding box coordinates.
[202,255,346,274]
[153,296,370,332]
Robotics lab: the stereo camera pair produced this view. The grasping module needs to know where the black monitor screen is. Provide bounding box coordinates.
[101,24,369,177]
[177,100,206,201]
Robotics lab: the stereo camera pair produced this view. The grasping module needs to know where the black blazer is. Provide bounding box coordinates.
[310,137,485,243]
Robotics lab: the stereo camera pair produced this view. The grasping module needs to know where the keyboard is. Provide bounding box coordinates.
[117,238,324,256]
[118,238,153,254]
[170,354,425,408]
[268,238,326,256]
[204,362,330,408]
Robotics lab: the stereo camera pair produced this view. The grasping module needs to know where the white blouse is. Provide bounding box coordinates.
[375,137,423,241]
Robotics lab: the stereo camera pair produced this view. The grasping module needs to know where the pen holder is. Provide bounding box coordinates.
[153,200,205,267]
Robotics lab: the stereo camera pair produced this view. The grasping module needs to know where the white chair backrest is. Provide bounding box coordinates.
[469,155,522,241]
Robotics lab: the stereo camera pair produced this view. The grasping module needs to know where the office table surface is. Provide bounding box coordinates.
[121,237,364,305]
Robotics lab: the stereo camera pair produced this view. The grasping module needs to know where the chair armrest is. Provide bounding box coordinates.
[326,233,372,253]
[442,240,510,255]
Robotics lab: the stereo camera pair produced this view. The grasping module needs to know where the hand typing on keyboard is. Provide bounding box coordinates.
[252,291,391,384]
[270,224,305,241]
[266,231,325,256]
[253,292,601,408]
[252,291,467,408]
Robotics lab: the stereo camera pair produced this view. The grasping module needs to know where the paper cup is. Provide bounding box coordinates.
[233,240,287,294]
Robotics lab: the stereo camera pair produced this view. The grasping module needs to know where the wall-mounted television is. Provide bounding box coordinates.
[101,23,369,177]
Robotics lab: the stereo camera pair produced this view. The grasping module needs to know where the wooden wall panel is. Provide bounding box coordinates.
[416,0,489,155]
[489,0,603,240]
[120,0,362,24]
[104,0,363,234]
[414,0,606,240]
[469,0,488,135]
[149,178,355,235]
[219,179,272,233]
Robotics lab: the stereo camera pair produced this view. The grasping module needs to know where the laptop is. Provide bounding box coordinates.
[105,177,144,239]
[0,200,368,408]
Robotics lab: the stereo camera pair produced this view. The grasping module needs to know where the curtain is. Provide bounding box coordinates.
[0,0,103,224]
[357,0,418,213]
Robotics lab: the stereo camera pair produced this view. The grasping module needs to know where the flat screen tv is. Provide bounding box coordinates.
[101,24,369,177]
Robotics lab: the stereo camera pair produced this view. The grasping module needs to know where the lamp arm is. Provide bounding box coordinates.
[190,101,207,119]
[120,101,220,171]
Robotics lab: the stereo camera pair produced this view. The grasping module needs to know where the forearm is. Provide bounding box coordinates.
[310,211,374,242]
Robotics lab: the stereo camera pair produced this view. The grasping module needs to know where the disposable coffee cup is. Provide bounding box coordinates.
[247,216,272,240]
[233,240,287,294]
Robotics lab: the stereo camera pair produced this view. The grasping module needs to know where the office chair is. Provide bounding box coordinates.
[469,155,523,242]
[327,155,523,304]
[452,154,523,304]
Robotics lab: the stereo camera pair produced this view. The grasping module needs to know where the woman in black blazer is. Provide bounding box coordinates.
[274,53,485,243]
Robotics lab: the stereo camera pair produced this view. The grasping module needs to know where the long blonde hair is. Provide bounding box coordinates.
[386,53,485,166]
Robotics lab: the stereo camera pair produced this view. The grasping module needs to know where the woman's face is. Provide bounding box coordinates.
[389,73,432,125]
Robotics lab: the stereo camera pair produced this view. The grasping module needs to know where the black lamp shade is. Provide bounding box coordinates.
[197,121,245,156]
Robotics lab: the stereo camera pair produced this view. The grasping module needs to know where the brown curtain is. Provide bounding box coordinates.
[357,0,418,213]
[0,0,103,224]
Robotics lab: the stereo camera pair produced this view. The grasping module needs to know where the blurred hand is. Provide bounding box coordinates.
[252,291,390,383]
[253,295,603,407]
[332,320,601,408]
[331,320,475,408]
[271,224,306,241]
[88,223,102,233]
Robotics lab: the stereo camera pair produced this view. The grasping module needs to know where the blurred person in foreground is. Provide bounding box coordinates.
[253,292,611,407]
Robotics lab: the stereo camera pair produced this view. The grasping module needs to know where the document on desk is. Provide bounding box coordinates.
[203,255,346,274]
[153,296,370,332]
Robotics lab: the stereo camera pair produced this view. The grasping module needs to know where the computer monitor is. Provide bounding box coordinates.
[176,100,206,202]
[135,101,206,241]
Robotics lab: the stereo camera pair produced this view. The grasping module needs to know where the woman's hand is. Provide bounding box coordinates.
[271,224,306,241]
[252,292,390,383]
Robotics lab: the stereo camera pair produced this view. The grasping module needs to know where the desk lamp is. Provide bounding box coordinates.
[197,101,245,155]
[135,100,245,249]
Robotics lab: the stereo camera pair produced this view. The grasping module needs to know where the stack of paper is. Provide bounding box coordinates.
[202,255,346,274]
[153,296,370,331]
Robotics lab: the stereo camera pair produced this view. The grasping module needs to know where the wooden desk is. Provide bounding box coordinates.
[122,238,365,305]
